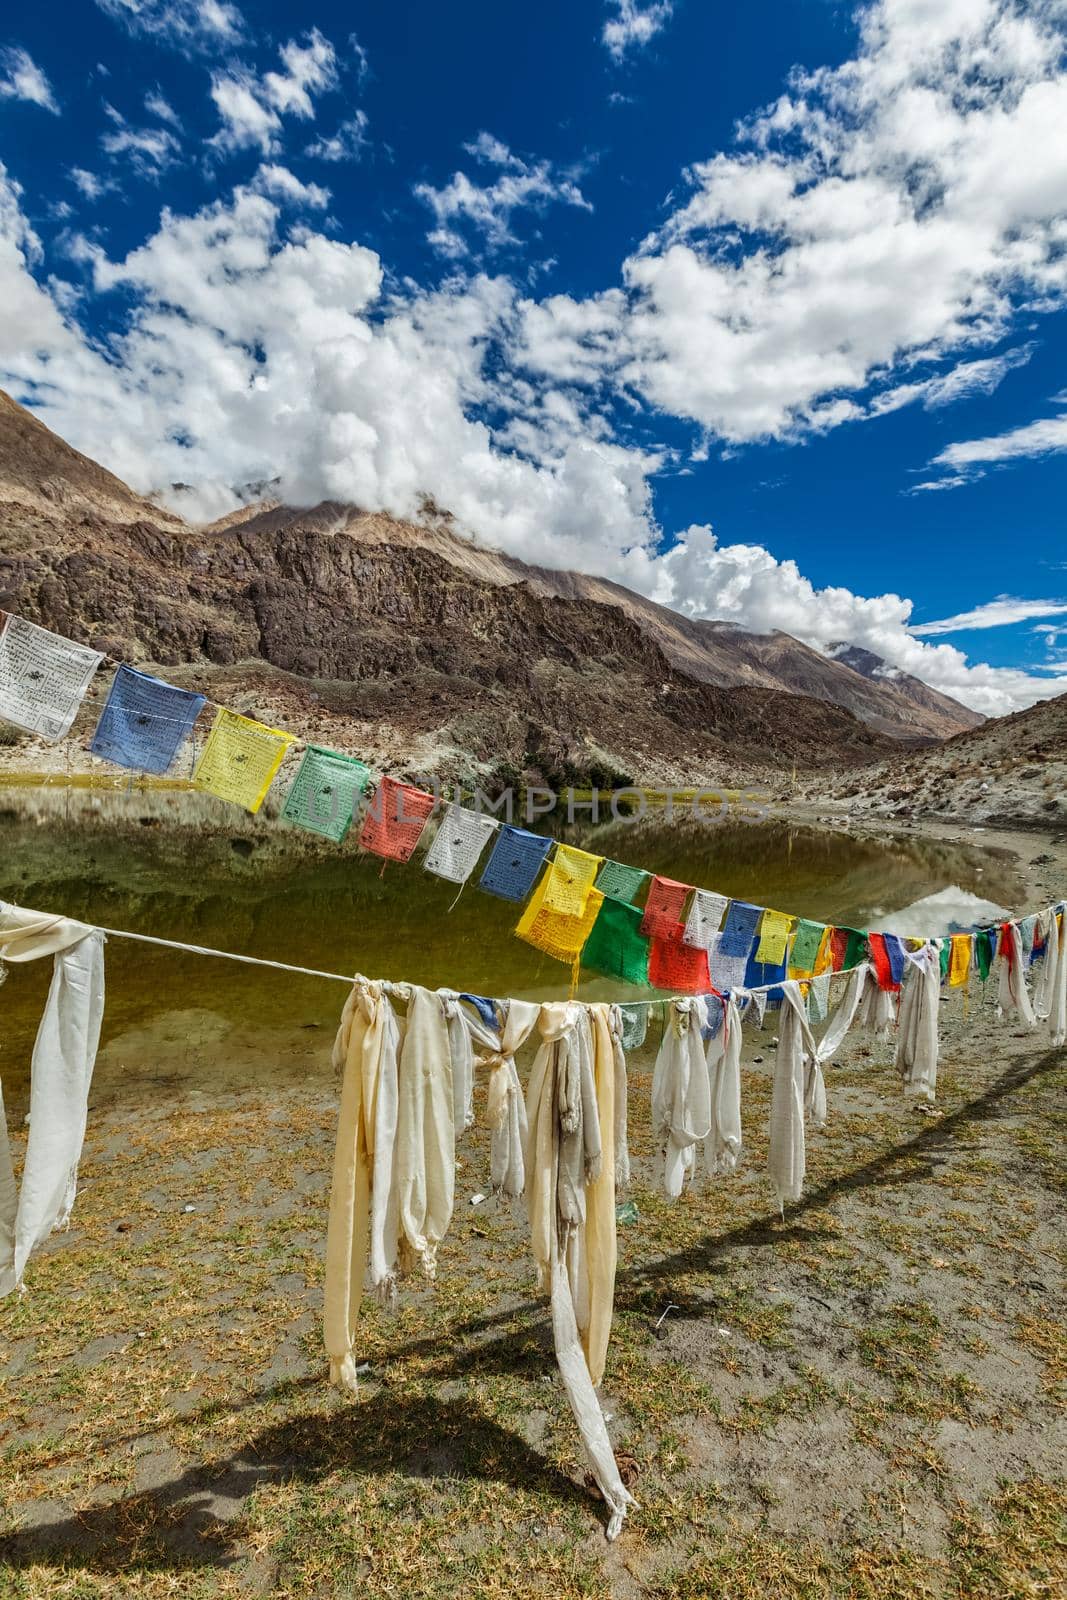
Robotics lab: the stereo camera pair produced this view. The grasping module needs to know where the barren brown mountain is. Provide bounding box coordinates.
[0,390,980,783]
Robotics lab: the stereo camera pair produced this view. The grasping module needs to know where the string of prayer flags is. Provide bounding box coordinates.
[948,934,972,988]
[755,909,792,966]
[640,875,691,939]
[423,803,498,884]
[788,917,826,976]
[719,900,761,958]
[478,825,553,901]
[516,876,603,964]
[542,844,603,917]
[682,889,727,950]
[282,745,371,843]
[581,897,650,986]
[358,775,436,862]
[193,708,296,814]
[595,859,649,905]
[708,932,750,994]
[0,614,103,741]
[648,922,711,994]
[89,664,205,775]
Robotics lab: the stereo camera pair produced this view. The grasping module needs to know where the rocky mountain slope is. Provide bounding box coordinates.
[0,389,977,783]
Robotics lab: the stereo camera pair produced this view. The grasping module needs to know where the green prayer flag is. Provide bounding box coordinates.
[939,939,951,981]
[790,917,825,973]
[595,860,650,904]
[282,745,371,843]
[843,928,868,971]
[975,927,995,982]
[582,896,650,986]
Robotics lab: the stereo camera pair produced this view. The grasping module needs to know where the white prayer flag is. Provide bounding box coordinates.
[0,615,103,741]
[683,889,728,950]
[708,932,749,994]
[423,803,498,884]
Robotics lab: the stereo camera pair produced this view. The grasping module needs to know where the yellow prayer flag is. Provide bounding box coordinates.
[517,867,604,963]
[754,909,792,966]
[813,925,834,975]
[948,933,972,988]
[541,845,603,917]
[193,708,297,814]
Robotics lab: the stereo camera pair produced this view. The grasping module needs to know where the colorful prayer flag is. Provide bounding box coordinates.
[708,932,750,994]
[788,917,826,976]
[282,745,371,843]
[581,896,650,986]
[358,775,436,861]
[0,614,103,741]
[948,934,972,987]
[89,664,205,775]
[478,825,553,901]
[542,845,603,916]
[640,875,690,939]
[719,900,761,958]
[648,921,711,994]
[755,909,792,966]
[974,928,996,982]
[423,803,498,884]
[193,708,296,814]
[595,860,649,905]
[683,889,727,950]
[516,877,604,963]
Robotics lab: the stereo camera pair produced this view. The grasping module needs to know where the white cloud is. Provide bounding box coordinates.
[144,89,182,128]
[416,135,592,257]
[306,112,369,163]
[210,28,338,155]
[912,597,1067,636]
[95,1,243,50]
[933,411,1067,470]
[251,163,330,210]
[0,46,59,113]
[602,2,674,62]
[69,167,112,201]
[101,104,182,176]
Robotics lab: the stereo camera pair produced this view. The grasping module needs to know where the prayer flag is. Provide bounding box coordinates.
[595,860,649,905]
[89,664,205,775]
[683,889,727,950]
[719,900,761,958]
[358,775,436,861]
[755,909,792,966]
[648,921,711,994]
[830,926,867,972]
[542,845,603,916]
[0,614,103,741]
[940,939,952,982]
[640,875,690,939]
[618,1003,648,1050]
[708,931,750,994]
[423,803,498,884]
[788,917,826,976]
[868,932,902,992]
[193,708,296,814]
[282,745,371,843]
[516,876,604,963]
[808,972,832,1022]
[478,825,553,901]
[582,896,650,986]
[948,934,972,988]
[745,941,787,1001]
[975,928,996,981]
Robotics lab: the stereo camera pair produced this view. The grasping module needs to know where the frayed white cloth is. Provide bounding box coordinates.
[997,922,1037,1028]
[440,989,475,1131]
[770,982,817,1214]
[706,994,743,1175]
[525,1003,634,1539]
[856,977,897,1038]
[1034,906,1066,1046]
[324,978,403,1391]
[895,943,941,1102]
[396,987,455,1279]
[651,998,711,1199]
[587,1005,621,1386]
[0,903,105,1297]
[463,997,540,1198]
[606,1006,631,1189]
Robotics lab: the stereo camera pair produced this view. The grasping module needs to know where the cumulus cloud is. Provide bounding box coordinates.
[602,2,674,62]
[95,0,244,50]
[210,28,338,154]
[415,134,592,258]
[0,45,59,113]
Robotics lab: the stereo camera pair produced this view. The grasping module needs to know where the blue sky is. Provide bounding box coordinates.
[1,0,1066,713]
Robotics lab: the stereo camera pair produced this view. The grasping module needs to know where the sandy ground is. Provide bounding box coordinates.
[0,820,1064,1599]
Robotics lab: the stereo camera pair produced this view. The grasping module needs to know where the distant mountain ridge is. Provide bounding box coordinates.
[0,390,980,782]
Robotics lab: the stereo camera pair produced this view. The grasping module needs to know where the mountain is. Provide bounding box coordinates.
[0,390,974,783]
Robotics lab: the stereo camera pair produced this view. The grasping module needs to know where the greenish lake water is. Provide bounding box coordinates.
[0,787,1023,1106]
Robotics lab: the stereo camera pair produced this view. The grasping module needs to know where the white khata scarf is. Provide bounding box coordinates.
[324,978,403,1391]
[461,996,541,1198]
[705,993,743,1176]
[895,943,941,1102]
[770,982,818,1214]
[1034,906,1067,1046]
[997,922,1037,1028]
[651,998,712,1199]
[440,989,476,1131]
[0,902,106,1298]
[525,1002,634,1540]
[606,1005,631,1189]
[395,986,455,1279]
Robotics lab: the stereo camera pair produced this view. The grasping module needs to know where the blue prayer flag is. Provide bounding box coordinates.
[720,900,762,958]
[478,825,553,901]
[90,665,206,776]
